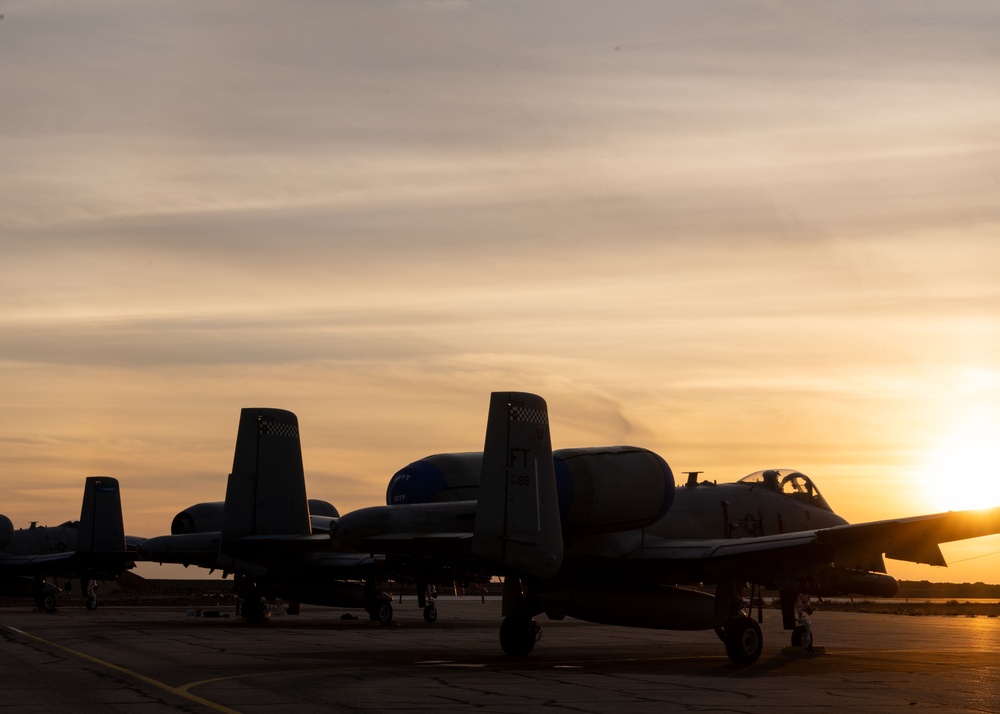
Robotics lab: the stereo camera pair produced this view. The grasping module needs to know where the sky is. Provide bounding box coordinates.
[2,1,1000,584]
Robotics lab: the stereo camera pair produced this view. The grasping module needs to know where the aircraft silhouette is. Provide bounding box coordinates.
[331,391,1000,664]
[1,477,132,611]
[139,394,1000,662]
[138,408,394,622]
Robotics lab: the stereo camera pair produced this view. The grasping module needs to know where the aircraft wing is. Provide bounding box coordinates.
[303,552,381,569]
[223,534,385,579]
[812,506,1000,567]
[338,532,475,558]
[0,551,82,577]
[629,505,1000,576]
[232,533,336,550]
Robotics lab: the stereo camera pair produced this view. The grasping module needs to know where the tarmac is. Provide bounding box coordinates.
[1,596,998,713]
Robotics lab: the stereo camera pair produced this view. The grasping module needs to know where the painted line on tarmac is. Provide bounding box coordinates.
[177,667,340,693]
[0,624,242,714]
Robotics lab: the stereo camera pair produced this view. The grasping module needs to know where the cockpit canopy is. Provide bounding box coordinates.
[738,469,832,512]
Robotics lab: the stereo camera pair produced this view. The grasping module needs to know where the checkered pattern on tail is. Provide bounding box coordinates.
[258,419,299,438]
[510,404,548,425]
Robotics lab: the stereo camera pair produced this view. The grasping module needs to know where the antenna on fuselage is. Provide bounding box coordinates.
[684,471,703,487]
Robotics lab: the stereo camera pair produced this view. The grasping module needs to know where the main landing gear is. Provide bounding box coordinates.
[499,615,542,657]
[713,580,766,664]
[364,579,394,624]
[716,616,763,664]
[37,592,57,613]
[497,577,543,657]
[32,576,57,613]
[30,577,98,612]
[236,581,271,623]
[366,599,393,625]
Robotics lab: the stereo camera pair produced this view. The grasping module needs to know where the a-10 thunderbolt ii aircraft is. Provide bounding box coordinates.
[137,408,396,623]
[0,476,133,611]
[330,391,1000,664]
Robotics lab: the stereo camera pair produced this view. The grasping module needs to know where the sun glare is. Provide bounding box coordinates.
[918,409,1000,512]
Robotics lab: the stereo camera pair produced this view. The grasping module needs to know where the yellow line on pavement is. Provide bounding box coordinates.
[1,625,242,714]
[176,667,331,693]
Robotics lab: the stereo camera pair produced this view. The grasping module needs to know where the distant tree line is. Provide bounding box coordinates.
[896,580,1000,599]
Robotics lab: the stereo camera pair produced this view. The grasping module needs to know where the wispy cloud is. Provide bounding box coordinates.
[2,2,1000,581]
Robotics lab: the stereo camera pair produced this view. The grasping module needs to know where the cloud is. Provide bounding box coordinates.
[2,1,1000,579]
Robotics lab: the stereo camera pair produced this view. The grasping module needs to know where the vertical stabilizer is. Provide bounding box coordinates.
[472,392,563,578]
[76,477,126,553]
[221,408,310,557]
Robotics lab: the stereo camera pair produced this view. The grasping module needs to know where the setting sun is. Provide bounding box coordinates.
[919,408,1000,513]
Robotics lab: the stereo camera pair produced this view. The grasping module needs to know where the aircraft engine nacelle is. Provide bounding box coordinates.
[171,499,340,535]
[307,500,339,518]
[386,446,675,534]
[171,502,226,535]
[386,452,482,505]
[0,514,12,550]
[543,584,716,630]
[555,446,674,533]
[305,499,341,534]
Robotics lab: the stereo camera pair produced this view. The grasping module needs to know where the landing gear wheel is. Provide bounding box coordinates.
[369,601,393,624]
[86,595,98,611]
[791,624,812,649]
[499,616,540,657]
[41,593,57,613]
[423,604,438,623]
[241,597,270,623]
[724,616,763,664]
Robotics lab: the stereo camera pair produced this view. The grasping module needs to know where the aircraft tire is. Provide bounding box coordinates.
[499,616,539,657]
[86,595,98,611]
[423,604,438,623]
[41,593,57,613]
[791,624,812,649]
[724,616,763,665]
[370,601,393,625]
